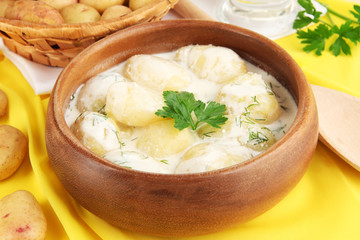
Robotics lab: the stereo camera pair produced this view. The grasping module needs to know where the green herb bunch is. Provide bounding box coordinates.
[155,91,228,131]
[293,0,360,56]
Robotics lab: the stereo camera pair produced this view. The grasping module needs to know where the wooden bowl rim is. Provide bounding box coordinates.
[49,19,314,180]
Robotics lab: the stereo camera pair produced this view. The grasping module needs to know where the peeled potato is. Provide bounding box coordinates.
[175,143,246,173]
[39,0,77,10]
[136,119,196,158]
[129,0,157,10]
[76,71,126,113]
[240,125,276,152]
[5,0,64,25]
[103,150,170,173]
[0,89,8,117]
[101,5,132,20]
[0,125,27,181]
[105,81,164,127]
[60,3,100,23]
[218,72,281,123]
[71,112,130,156]
[175,45,247,84]
[80,0,125,13]
[0,190,47,240]
[124,54,192,91]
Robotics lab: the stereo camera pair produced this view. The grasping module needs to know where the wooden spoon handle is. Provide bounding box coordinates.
[173,0,214,20]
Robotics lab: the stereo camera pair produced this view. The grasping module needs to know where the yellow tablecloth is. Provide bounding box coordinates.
[1,0,360,239]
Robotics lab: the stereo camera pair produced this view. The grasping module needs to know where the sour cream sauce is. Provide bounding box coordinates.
[65,46,297,174]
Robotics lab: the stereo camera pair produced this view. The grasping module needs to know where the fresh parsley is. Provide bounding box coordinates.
[293,0,360,56]
[155,91,228,131]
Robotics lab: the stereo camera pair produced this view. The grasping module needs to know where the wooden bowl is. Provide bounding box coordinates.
[45,20,318,237]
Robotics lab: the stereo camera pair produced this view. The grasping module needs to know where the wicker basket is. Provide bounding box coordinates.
[0,0,178,67]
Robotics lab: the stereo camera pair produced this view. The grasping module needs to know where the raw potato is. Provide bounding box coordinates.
[39,0,77,10]
[5,0,64,25]
[129,0,157,10]
[0,190,47,240]
[101,5,132,20]
[0,89,8,117]
[60,3,100,23]
[0,0,14,18]
[0,125,27,181]
[80,0,125,13]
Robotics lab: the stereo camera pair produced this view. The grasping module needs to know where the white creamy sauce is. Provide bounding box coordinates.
[65,45,297,174]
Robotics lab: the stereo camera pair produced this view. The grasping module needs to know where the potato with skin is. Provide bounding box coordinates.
[0,89,8,117]
[0,0,14,18]
[129,0,157,10]
[80,0,125,13]
[0,190,47,240]
[136,119,196,158]
[5,0,64,25]
[101,5,132,20]
[0,125,27,181]
[39,0,77,10]
[60,3,100,23]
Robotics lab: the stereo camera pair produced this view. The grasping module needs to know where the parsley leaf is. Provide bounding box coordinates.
[293,0,360,56]
[155,91,228,131]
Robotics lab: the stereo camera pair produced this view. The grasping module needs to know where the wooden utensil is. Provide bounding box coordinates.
[311,85,360,171]
[173,0,360,171]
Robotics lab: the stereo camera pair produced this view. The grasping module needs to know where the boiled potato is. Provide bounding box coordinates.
[100,5,132,20]
[103,150,170,173]
[136,119,196,158]
[218,72,281,123]
[105,81,164,127]
[5,0,64,25]
[0,190,47,240]
[124,54,192,91]
[76,71,126,113]
[0,0,13,18]
[80,0,125,13]
[239,124,276,152]
[129,0,157,10]
[0,125,27,181]
[175,45,247,84]
[60,3,100,23]
[175,143,246,173]
[39,0,77,10]
[71,112,131,156]
[0,89,8,117]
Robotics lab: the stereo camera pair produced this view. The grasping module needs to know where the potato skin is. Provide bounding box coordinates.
[101,5,132,21]
[60,3,101,23]
[0,190,47,240]
[129,0,157,11]
[39,0,77,10]
[0,125,27,181]
[80,0,125,13]
[0,0,14,18]
[5,0,64,25]
[0,89,8,117]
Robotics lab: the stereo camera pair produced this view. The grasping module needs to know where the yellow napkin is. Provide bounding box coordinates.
[1,0,360,239]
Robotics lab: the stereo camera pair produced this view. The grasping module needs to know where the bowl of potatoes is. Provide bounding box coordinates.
[45,20,318,237]
[0,0,177,67]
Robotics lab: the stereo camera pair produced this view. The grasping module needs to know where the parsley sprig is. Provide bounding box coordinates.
[293,0,360,56]
[155,91,228,131]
